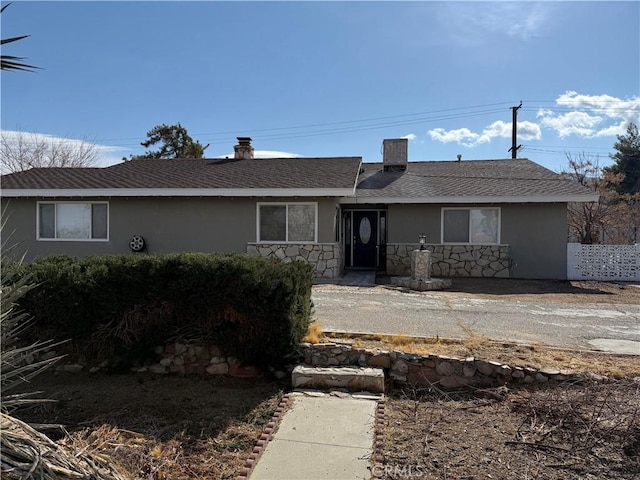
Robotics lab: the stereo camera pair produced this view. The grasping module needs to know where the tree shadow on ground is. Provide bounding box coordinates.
[14,371,282,441]
[446,277,614,296]
[377,276,624,297]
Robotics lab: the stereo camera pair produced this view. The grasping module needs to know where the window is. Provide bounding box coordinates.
[258,203,316,242]
[442,208,499,244]
[38,202,108,240]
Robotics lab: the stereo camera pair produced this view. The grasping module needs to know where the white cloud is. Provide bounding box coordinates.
[0,130,128,168]
[428,127,481,148]
[254,150,300,158]
[592,121,628,138]
[536,108,554,118]
[556,91,640,120]
[481,121,511,141]
[218,150,300,159]
[439,2,550,44]
[428,120,541,147]
[539,111,602,138]
[428,91,637,150]
[539,92,640,138]
[401,133,417,141]
[516,121,543,141]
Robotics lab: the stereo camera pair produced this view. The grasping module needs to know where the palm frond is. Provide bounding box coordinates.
[1,34,29,45]
[0,3,40,72]
[1,55,40,71]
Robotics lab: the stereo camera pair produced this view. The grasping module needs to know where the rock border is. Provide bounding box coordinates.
[298,342,595,388]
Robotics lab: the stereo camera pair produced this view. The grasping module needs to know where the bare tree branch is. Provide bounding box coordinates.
[563,152,637,244]
[1,131,100,174]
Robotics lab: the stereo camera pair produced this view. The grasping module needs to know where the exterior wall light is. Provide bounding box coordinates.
[419,234,426,250]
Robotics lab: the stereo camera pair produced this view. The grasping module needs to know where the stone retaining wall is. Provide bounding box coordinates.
[387,243,510,278]
[247,242,342,279]
[53,342,262,378]
[298,342,575,388]
[54,341,593,389]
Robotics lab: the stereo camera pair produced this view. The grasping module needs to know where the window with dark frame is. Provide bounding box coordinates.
[258,203,316,242]
[442,208,499,244]
[38,202,108,240]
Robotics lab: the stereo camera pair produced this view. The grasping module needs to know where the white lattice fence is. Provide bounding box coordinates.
[567,243,640,281]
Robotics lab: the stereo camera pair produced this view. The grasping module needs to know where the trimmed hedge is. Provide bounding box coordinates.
[19,253,313,369]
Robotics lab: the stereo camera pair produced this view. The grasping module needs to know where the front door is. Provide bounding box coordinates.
[352,211,378,268]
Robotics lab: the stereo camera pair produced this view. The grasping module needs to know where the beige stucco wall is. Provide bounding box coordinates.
[1,196,341,262]
[384,203,568,280]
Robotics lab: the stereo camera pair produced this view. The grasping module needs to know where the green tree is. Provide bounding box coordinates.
[137,123,208,159]
[604,122,640,195]
[1,3,39,72]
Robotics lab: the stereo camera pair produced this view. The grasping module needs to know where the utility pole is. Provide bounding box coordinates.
[509,101,523,159]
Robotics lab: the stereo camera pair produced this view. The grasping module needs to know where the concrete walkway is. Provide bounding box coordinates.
[250,392,378,480]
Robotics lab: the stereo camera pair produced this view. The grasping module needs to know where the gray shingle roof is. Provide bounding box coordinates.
[354,159,596,200]
[1,156,596,202]
[1,157,362,191]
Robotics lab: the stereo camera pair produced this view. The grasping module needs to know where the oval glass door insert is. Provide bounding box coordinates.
[359,217,372,245]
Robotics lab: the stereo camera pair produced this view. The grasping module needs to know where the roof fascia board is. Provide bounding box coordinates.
[2,188,357,198]
[340,194,600,204]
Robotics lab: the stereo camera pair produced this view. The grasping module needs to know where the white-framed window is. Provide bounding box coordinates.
[441,207,500,244]
[257,202,317,243]
[37,201,109,241]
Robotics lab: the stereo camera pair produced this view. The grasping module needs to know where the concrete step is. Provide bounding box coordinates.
[291,365,385,393]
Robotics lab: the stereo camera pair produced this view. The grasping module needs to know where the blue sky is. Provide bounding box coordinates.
[2,1,639,172]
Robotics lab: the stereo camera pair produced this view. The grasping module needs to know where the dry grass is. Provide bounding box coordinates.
[323,331,640,379]
[15,373,284,480]
[384,379,640,480]
[302,321,324,344]
[1,414,127,480]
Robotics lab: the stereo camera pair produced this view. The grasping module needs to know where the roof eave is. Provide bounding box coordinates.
[340,194,601,204]
[1,187,357,198]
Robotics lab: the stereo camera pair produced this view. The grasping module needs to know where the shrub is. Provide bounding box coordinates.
[19,253,313,369]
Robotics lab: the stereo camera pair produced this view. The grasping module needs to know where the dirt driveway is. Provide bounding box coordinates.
[312,278,640,354]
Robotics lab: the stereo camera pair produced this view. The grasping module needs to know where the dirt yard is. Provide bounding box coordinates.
[383,380,640,480]
[14,373,284,480]
[11,278,639,479]
[15,371,640,480]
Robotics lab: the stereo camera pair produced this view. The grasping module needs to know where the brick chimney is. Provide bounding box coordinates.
[234,137,254,160]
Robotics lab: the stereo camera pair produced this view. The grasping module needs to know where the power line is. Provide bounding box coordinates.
[202,108,510,145]
[89,102,516,144]
[522,146,614,157]
[33,105,509,148]
[4,97,637,150]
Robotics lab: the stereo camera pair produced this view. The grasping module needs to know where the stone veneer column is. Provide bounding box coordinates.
[412,249,431,281]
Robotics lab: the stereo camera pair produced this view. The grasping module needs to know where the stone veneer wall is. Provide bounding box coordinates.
[246,242,342,279]
[53,341,585,389]
[387,244,510,278]
[298,343,580,389]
